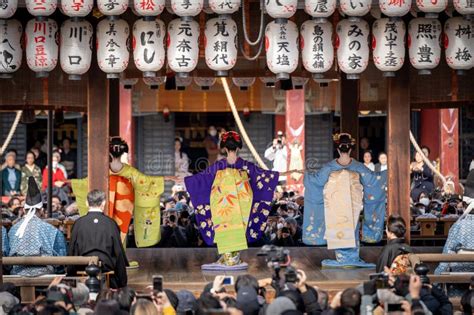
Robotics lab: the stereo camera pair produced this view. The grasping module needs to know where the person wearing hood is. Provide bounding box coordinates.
[376,215,412,273]
[7,177,67,277]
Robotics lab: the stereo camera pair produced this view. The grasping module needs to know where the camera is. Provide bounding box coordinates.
[370,273,390,289]
[169,214,176,223]
[258,245,290,266]
[258,246,298,291]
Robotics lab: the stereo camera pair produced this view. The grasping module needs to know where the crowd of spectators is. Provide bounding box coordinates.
[0,253,471,314]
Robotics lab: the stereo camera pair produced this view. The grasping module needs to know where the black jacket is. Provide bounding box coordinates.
[420,285,453,315]
[68,211,128,288]
[376,238,412,273]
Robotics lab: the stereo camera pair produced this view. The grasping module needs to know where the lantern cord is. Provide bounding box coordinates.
[0,110,23,156]
[239,35,264,60]
[241,0,265,46]
[221,77,269,170]
[409,130,450,191]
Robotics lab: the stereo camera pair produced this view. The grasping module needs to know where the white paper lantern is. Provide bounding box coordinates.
[134,0,165,17]
[340,0,371,18]
[167,18,199,77]
[60,19,92,80]
[61,0,93,18]
[379,0,411,17]
[454,0,474,18]
[408,17,441,75]
[265,20,299,80]
[304,0,337,21]
[265,0,297,20]
[194,77,216,89]
[209,0,240,14]
[232,77,255,90]
[133,18,166,78]
[98,0,128,17]
[301,20,333,79]
[25,18,58,78]
[170,0,203,18]
[0,19,22,78]
[444,17,474,74]
[372,18,405,76]
[143,75,166,88]
[416,0,447,18]
[97,18,130,78]
[336,19,369,79]
[26,0,57,17]
[205,16,238,77]
[0,0,17,19]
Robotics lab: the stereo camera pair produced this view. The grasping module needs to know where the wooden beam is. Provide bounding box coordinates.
[387,66,411,242]
[87,68,110,215]
[340,78,359,159]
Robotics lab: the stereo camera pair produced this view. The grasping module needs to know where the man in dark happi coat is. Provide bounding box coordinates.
[68,190,128,288]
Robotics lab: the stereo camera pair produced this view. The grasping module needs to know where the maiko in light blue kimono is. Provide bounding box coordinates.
[303,159,387,268]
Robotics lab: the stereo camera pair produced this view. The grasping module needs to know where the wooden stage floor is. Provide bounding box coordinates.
[125,246,443,293]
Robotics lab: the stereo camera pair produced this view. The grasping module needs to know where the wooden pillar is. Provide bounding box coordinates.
[340,78,359,159]
[387,66,411,242]
[87,68,110,214]
[120,85,134,165]
[109,79,120,136]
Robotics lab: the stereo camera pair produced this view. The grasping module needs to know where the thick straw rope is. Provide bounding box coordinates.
[0,110,23,156]
[409,130,448,189]
[221,78,269,170]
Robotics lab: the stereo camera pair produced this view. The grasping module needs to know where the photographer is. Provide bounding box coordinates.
[264,131,288,183]
[272,226,296,247]
[159,209,189,247]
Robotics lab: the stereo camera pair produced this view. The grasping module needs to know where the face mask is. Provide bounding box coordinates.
[52,161,58,169]
[419,197,430,207]
[277,223,284,230]
[288,213,294,218]
[209,130,217,137]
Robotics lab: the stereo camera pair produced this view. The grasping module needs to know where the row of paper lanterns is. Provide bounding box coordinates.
[2,0,474,21]
[0,16,473,80]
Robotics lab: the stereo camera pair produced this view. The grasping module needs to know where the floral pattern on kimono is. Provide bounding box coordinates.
[71,164,164,248]
[184,158,279,248]
[303,159,387,246]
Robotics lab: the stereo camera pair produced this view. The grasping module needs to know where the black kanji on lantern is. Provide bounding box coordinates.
[455,47,472,61]
[348,53,362,69]
[277,42,290,52]
[348,24,363,37]
[417,44,433,63]
[68,55,82,65]
[176,55,191,67]
[214,21,229,37]
[178,23,193,36]
[176,39,191,52]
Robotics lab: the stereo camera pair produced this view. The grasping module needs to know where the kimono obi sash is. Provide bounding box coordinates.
[109,175,135,240]
[323,169,363,250]
[210,168,253,254]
